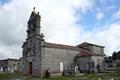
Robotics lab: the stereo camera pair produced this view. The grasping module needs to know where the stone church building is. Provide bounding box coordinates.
[22,8,105,77]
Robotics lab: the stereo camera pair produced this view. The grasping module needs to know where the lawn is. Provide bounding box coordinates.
[0,67,120,80]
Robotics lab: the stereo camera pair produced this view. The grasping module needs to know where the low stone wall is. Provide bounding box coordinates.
[50,72,62,77]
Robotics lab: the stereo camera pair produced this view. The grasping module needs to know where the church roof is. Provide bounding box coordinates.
[77,42,105,48]
[45,42,80,51]
[44,42,104,57]
[78,48,103,57]
[0,58,20,61]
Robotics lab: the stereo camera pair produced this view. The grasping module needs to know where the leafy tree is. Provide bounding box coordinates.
[112,51,117,60]
[112,51,120,60]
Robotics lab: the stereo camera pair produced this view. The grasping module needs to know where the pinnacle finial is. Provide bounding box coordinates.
[37,12,39,14]
[33,7,35,12]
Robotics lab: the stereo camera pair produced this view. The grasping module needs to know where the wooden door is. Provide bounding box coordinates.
[29,62,32,74]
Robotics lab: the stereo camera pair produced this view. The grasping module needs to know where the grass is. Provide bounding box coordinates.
[0,67,120,80]
[0,72,24,80]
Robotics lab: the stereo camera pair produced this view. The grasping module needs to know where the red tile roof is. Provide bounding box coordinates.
[77,42,104,48]
[44,42,103,57]
[45,42,80,51]
[78,48,103,57]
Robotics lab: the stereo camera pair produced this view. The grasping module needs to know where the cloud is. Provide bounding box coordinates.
[112,10,120,21]
[0,0,94,59]
[96,12,104,20]
[0,0,119,59]
[79,23,120,55]
[0,44,21,59]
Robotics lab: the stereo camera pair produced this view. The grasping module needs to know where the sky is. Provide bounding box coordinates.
[0,0,120,59]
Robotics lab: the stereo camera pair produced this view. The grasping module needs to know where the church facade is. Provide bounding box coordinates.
[22,9,105,77]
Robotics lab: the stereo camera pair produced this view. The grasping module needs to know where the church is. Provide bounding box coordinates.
[22,8,105,77]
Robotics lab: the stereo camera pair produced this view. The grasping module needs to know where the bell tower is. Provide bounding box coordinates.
[22,7,44,76]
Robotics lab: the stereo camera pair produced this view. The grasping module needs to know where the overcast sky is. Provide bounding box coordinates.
[0,0,120,59]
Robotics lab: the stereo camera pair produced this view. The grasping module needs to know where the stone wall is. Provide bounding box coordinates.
[91,56,104,71]
[76,57,91,71]
[41,47,79,77]
[76,56,104,72]
[93,46,104,55]
[7,60,19,72]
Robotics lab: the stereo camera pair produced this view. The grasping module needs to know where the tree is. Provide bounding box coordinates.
[112,51,117,60]
[112,51,120,60]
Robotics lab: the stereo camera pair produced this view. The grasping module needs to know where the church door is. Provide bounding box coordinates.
[29,62,32,74]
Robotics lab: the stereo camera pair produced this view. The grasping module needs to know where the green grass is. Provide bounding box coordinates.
[0,73,104,80]
[0,72,24,80]
[0,67,120,80]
